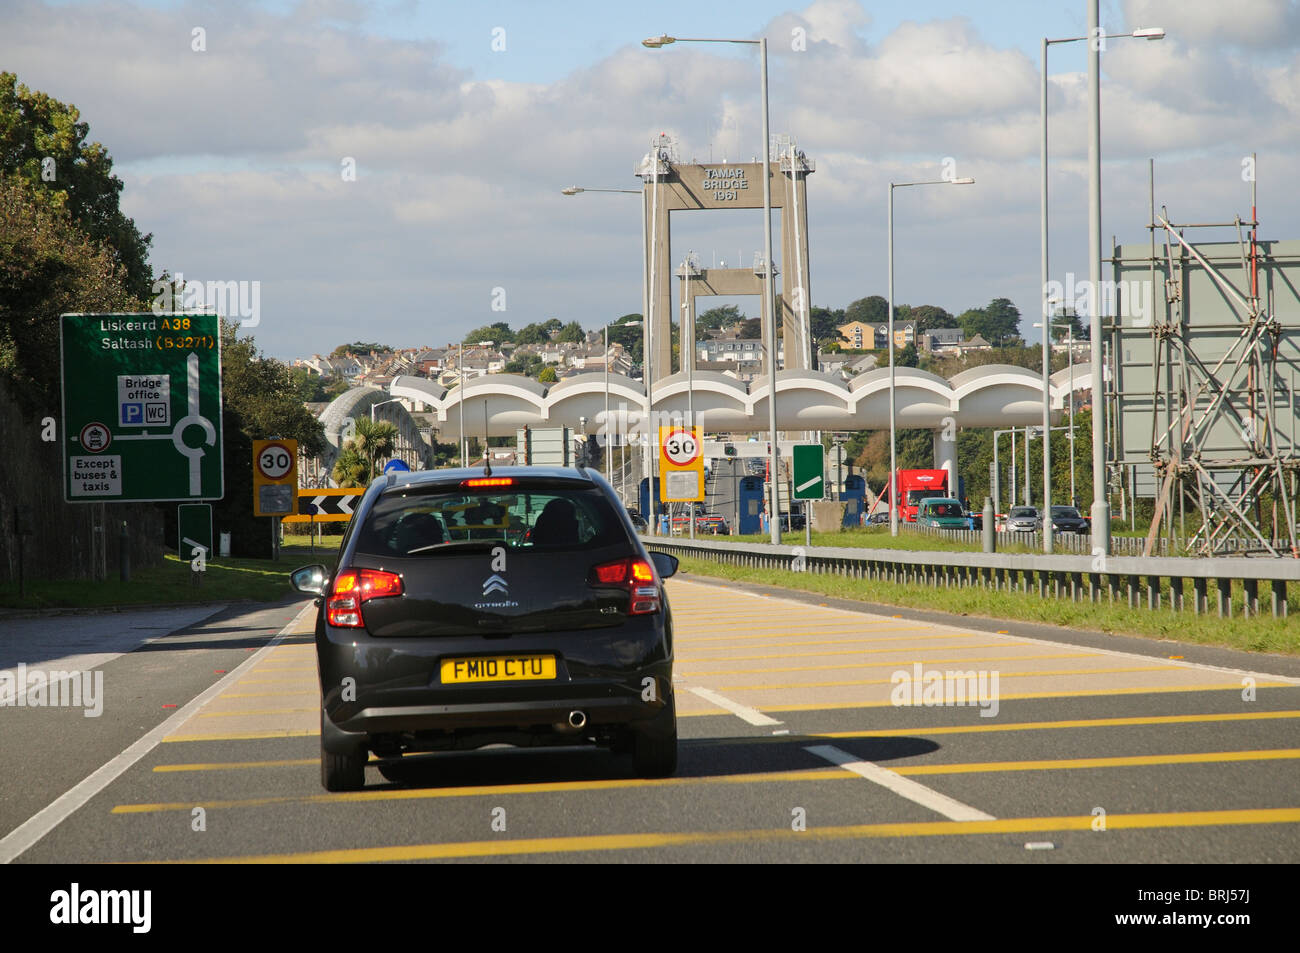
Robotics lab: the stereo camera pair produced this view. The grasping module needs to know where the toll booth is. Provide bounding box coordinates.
[638,477,663,524]
[841,474,866,528]
[736,476,765,535]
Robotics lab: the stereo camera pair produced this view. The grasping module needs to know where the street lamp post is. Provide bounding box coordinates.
[1042,19,1163,555]
[457,340,493,466]
[643,31,780,543]
[888,177,974,535]
[561,186,645,500]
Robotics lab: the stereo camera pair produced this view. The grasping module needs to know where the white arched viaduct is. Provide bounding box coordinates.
[382,363,1097,491]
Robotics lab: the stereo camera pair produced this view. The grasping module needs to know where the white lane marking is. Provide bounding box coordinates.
[796,476,821,493]
[804,744,995,823]
[0,602,315,864]
[687,686,782,726]
[668,577,1300,686]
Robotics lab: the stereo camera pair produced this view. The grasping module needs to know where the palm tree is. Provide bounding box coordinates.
[332,418,399,486]
[331,445,370,488]
[351,417,398,480]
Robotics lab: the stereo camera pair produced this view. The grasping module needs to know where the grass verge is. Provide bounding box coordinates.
[672,554,1300,657]
[0,537,342,611]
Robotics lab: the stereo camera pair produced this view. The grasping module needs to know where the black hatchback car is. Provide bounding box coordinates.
[291,466,679,791]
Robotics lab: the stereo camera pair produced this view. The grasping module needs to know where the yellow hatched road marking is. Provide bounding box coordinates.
[218,691,319,699]
[677,642,1031,663]
[113,768,848,812]
[196,707,316,718]
[816,709,1300,737]
[678,652,1099,677]
[162,729,318,742]
[154,759,316,773]
[894,748,1300,776]
[676,636,981,653]
[677,629,956,644]
[676,682,1296,716]
[711,665,1174,691]
[162,808,1300,863]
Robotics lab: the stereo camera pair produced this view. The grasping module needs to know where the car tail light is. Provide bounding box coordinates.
[462,477,514,488]
[589,558,660,615]
[327,569,404,628]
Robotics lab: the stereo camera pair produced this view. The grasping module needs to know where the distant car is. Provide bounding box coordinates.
[1047,505,1089,534]
[867,509,890,525]
[1005,506,1041,533]
[626,508,647,531]
[696,514,730,535]
[917,497,970,529]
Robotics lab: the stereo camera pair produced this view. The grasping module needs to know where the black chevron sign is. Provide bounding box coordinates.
[284,488,365,523]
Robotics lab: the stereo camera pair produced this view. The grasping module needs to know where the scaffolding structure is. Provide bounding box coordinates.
[1111,160,1300,557]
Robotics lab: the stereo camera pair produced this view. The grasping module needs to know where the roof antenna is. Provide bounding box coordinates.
[483,399,492,477]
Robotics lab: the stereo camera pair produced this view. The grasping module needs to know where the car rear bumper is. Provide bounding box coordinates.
[316,619,673,750]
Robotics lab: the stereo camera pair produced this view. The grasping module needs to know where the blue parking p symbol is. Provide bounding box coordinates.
[121,402,143,424]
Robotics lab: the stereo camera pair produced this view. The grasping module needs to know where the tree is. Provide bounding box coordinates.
[697,305,743,335]
[463,322,513,345]
[289,366,327,402]
[323,374,351,399]
[959,297,1022,344]
[608,313,643,361]
[738,318,762,338]
[845,295,888,326]
[330,341,390,358]
[349,417,397,481]
[556,321,585,343]
[331,445,369,488]
[1051,310,1087,342]
[897,343,919,368]
[537,365,558,383]
[809,306,846,347]
[220,319,327,456]
[0,73,154,299]
[909,305,954,333]
[514,320,561,345]
[0,174,138,415]
[505,353,542,376]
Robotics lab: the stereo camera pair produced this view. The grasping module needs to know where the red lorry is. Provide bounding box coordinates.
[872,469,951,523]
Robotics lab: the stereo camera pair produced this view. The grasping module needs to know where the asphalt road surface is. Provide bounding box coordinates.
[2,576,1298,864]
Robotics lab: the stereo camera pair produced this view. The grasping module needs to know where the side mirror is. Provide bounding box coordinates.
[291,564,329,597]
[649,551,679,579]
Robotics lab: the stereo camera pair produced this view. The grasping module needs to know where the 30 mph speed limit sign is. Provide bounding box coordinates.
[256,443,295,480]
[252,438,298,517]
[659,426,703,502]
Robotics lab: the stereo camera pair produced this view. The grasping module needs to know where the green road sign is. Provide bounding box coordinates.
[60,313,224,503]
[793,444,825,500]
[178,503,213,560]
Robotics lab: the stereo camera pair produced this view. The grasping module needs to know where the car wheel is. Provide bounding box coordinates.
[320,712,367,792]
[632,695,677,778]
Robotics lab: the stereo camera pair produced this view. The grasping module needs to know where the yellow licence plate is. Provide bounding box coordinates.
[440,655,557,684]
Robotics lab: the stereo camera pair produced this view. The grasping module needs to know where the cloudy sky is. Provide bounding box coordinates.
[6,0,1299,360]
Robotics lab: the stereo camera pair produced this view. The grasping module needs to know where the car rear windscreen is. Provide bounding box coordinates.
[352,483,625,557]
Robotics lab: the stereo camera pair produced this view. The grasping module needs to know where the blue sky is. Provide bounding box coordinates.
[14,0,1300,359]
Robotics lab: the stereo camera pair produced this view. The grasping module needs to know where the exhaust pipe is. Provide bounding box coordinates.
[568,710,587,730]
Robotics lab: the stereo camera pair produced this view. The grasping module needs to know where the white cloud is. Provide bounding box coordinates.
[4,0,1298,358]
